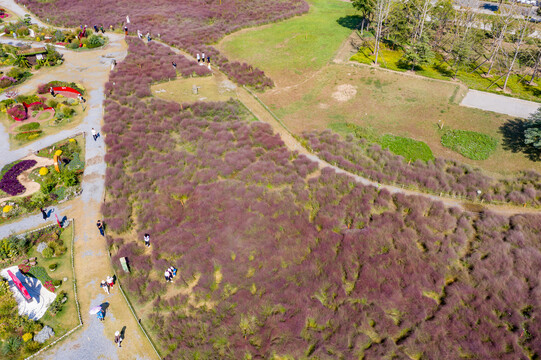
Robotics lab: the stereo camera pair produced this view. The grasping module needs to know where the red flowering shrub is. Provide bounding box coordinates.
[18,263,30,273]
[7,104,27,120]
[43,280,55,293]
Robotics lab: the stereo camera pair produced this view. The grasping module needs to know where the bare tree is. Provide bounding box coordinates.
[503,7,533,91]
[412,0,433,42]
[373,0,393,65]
[529,47,541,85]
[486,0,517,76]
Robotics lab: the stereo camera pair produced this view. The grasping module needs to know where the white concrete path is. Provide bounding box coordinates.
[461,89,540,119]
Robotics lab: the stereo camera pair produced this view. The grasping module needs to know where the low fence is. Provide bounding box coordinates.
[24,218,83,360]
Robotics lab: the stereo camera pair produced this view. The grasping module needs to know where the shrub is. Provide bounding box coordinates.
[39,167,49,176]
[22,333,32,342]
[41,247,53,258]
[441,129,498,160]
[379,134,435,162]
[61,106,74,117]
[7,104,27,120]
[17,122,40,132]
[18,263,30,273]
[87,34,104,48]
[48,263,57,271]
[48,290,66,315]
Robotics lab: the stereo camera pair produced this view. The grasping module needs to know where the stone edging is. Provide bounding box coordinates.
[24,218,83,360]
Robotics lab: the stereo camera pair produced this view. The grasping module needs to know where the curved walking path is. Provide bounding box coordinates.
[152,38,540,216]
[0,1,157,359]
[0,5,539,359]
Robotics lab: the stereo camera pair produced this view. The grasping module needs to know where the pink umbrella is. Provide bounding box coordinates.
[89,306,102,315]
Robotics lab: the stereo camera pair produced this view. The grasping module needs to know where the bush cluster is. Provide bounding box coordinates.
[303,130,541,206]
[19,0,308,89]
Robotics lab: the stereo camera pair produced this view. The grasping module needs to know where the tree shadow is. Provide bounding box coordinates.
[499,118,541,161]
[336,15,363,30]
[481,3,498,11]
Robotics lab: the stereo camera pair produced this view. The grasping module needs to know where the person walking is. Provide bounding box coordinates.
[100,26,105,34]
[40,207,48,220]
[49,87,56,97]
[197,53,200,63]
[111,59,117,71]
[124,26,128,36]
[114,331,123,347]
[100,280,109,294]
[96,220,105,236]
[97,309,105,321]
[93,25,99,33]
[91,128,100,141]
[202,52,205,61]
[106,276,114,290]
[144,233,150,247]
[172,61,177,70]
[207,56,210,64]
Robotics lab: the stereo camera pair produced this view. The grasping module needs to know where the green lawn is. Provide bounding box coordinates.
[441,129,498,160]
[218,0,356,86]
[351,42,541,102]
[329,122,435,162]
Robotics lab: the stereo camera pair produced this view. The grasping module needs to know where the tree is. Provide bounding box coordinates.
[503,7,532,91]
[524,108,541,149]
[373,0,393,65]
[351,0,375,34]
[401,35,433,70]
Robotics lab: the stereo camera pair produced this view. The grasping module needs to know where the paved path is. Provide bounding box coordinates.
[461,89,539,118]
[0,0,157,359]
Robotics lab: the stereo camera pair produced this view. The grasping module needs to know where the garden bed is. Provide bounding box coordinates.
[0,222,78,360]
[0,136,85,225]
[0,84,86,148]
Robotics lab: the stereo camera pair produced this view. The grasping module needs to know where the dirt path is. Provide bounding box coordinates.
[151,37,541,217]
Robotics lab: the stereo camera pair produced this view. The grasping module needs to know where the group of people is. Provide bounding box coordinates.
[137,30,152,42]
[164,266,177,282]
[100,276,115,294]
[196,53,211,70]
[93,25,106,34]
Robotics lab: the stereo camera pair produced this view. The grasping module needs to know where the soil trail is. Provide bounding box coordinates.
[150,38,541,217]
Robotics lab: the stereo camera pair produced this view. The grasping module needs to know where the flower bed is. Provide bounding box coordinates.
[0,160,36,196]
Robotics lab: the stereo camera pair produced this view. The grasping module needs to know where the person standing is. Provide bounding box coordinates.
[172,61,177,70]
[114,331,123,347]
[106,276,114,290]
[96,220,105,236]
[196,53,200,63]
[144,234,150,247]
[202,52,205,61]
[124,26,128,36]
[101,280,109,294]
[164,269,171,282]
[40,207,48,220]
[49,87,56,97]
[207,56,210,64]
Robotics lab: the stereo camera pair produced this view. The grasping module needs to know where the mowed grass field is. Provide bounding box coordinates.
[217,0,355,87]
[217,0,541,175]
[261,64,541,174]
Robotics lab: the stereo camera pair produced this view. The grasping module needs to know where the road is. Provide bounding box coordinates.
[461,89,539,118]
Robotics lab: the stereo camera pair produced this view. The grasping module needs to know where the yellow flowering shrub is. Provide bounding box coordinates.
[22,333,33,342]
[2,205,13,213]
[69,138,76,143]
[39,167,49,176]
[55,150,62,156]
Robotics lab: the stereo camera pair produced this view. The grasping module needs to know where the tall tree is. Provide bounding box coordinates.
[352,0,376,34]
[503,7,532,91]
[486,0,517,76]
[402,35,433,70]
[373,0,393,65]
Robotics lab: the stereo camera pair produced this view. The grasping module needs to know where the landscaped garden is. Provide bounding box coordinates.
[0,81,85,146]
[0,136,85,224]
[2,19,107,50]
[0,222,77,360]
